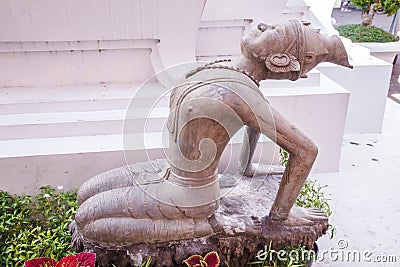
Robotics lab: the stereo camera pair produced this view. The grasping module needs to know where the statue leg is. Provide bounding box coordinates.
[77,160,166,204]
[238,126,261,176]
[238,126,285,177]
[75,173,219,244]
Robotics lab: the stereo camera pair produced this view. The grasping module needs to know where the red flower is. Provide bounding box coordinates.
[24,252,96,267]
[183,251,220,267]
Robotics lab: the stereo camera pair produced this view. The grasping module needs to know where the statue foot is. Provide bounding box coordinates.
[269,206,328,227]
[264,206,329,249]
[241,164,285,177]
[209,214,262,236]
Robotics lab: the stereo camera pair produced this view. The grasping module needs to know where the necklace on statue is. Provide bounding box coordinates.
[185,59,260,86]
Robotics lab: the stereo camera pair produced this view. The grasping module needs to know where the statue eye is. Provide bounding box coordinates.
[257,23,275,32]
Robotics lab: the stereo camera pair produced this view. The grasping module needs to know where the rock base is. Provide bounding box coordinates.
[70,174,328,266]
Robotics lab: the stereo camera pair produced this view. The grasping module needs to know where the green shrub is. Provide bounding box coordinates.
[337,24,399,43]
[0,186,78,266]
[296,179,331,217]
[351,0,400,16]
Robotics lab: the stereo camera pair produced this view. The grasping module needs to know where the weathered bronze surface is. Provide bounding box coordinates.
[71,19,352,266]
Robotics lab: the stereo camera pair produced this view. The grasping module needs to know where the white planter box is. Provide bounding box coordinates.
[356,41,400,63]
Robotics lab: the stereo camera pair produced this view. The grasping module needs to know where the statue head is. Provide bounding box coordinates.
[241,19,353,81]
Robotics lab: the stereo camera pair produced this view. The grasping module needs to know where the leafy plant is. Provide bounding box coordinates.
[338,24,399,42]
[352,0,400,16]
[351,0,400,26]
[24,252,96,267]
[0,186,78,266]
[297,179,335,239]
[279,147,289,167]
[140,257,152,267]
[296,179,331,217]
[183,251,220,267]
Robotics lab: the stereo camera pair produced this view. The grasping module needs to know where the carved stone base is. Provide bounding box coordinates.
[70,174,328,267]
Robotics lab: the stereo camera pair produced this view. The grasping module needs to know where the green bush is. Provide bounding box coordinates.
[338,24,399,43]
[351,0,400,16]
[0,186,78,266]
[296,179,331,217]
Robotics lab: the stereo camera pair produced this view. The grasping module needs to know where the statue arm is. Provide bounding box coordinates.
[229,90,318,222]
[265,106,318,221]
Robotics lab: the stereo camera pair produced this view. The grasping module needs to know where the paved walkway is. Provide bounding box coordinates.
[311,8,400,266]
[314,98,400,266]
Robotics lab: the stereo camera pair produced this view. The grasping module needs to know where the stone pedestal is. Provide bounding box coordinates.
[70,174,328,267]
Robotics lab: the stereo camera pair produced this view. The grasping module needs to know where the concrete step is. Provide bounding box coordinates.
[282,0,311,21]
[0,129,274,159]
[0,133,157,159]
[0,108,170,140]
[0,82,168,115]
[0,39,158,87]
[196,19,250,60]
[0,129,277,195]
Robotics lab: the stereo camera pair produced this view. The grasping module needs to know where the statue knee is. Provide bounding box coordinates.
[305,141,318,163]
[296,139,318,165]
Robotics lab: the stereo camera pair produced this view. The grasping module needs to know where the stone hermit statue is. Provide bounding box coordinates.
[71,19,352,266]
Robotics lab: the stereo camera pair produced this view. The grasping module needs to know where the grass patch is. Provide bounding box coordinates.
[337,24,399,43]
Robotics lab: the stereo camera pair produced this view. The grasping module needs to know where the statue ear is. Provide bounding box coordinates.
[265,53,300,73]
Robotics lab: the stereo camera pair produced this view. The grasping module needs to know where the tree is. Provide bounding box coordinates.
[351,0,400,26]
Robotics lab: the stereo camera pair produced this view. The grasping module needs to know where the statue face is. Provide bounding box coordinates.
[242,23,291,65]
[242,19,351,80]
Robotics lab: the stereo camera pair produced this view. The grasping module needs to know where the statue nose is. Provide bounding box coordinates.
[325,36,354,69]
[341,61,353,69]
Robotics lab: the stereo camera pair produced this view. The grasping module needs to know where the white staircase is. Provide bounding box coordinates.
[0,82,158,194]
[0,81,277,194]
[0,0,210,194]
